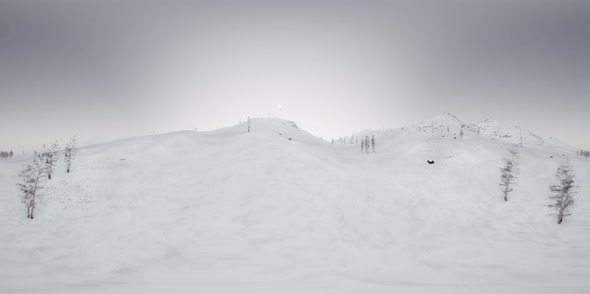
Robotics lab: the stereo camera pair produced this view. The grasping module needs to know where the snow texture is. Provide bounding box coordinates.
[1,115,589,293]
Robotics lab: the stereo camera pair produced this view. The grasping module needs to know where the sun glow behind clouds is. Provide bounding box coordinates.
[137,13,413,139]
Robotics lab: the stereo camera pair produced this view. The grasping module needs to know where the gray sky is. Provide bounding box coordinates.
[1,0,589,152]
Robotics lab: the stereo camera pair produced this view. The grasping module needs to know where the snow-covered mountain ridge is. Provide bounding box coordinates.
[357,113,571,152]
[0,115,588,294]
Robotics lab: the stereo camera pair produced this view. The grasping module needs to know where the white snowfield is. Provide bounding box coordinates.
[1,114,588,294]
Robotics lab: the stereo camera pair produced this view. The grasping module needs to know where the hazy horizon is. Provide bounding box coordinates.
[1,0,589,152]
[0,112,582,153]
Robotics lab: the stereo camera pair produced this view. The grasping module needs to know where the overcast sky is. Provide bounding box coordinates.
[1,0,589,152]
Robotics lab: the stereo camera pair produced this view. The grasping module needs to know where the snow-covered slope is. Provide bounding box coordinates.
[1,116,589,294]
[418,112,465,129]
[469,118,570,150]
[207,117,325,145]
[359,113,573,153]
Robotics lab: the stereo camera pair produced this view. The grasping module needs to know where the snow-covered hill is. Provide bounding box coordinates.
[418,112,465,129]
[358,113,572,153]
[469,118,569,150]
[1,115,589,294]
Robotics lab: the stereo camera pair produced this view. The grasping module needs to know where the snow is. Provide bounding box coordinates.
[469,118,570,151]
[418,112,465,128]
[1,115,589,293]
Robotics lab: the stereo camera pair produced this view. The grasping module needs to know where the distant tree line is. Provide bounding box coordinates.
[577,149,589,158]
[0,150,14,159]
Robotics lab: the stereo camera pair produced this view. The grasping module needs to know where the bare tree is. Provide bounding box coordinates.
[499,149,519,201]
[549,163,575,224]
[247,117,251,133]
[64,136,77,173]
[360,139,365,153]
[43,141,59,179]
[363,136,370,154]
[371,135,375,153]
[17,152,48,219]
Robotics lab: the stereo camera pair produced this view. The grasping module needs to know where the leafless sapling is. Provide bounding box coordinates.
[17,152,48,219]
[499,149,519,201]
[247,117,251,133]
[549,163,575,224]
[64,136,77,173]
[43,141,59,179]
[371,135,375,152]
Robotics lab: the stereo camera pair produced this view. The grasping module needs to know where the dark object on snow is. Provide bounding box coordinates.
[427,160,435,164]
[550,156,553,158]
[288,138,292,141]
